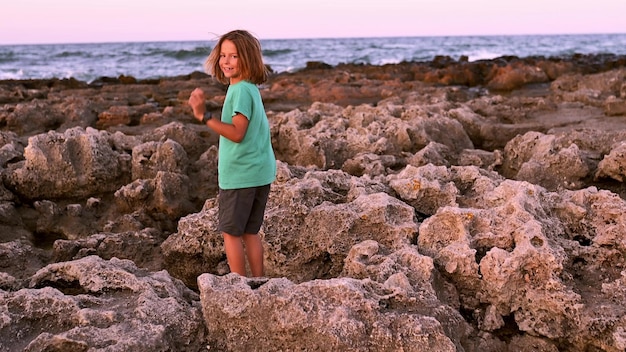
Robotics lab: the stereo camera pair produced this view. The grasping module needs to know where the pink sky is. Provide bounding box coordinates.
[1,0,625,45]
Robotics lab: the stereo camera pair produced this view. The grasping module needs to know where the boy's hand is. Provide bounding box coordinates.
[188,88,206,122]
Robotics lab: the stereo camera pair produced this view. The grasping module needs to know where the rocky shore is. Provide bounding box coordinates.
[1,53,626,351]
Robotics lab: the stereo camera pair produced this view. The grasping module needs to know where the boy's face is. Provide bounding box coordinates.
[219,39,241,84]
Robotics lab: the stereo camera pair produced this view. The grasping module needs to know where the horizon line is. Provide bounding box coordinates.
[1,32,625,47]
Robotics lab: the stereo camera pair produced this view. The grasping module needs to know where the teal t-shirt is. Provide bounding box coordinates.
[218,80,276,189]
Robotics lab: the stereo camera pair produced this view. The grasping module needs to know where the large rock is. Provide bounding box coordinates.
[0,256,205,351]
[198,273,468,351]
[595,141,626,182]
[418,178,626,351]
[3,127,130,200]
[500,131,590,190]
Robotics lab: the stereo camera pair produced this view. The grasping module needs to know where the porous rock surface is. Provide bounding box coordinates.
[1,54,626,351]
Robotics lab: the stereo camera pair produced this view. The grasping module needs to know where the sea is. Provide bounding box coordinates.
[1,33,626,83]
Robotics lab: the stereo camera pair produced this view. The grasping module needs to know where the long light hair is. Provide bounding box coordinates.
[204,30,269,85]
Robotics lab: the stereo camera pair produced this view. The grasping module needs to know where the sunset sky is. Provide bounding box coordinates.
[1,0,625,45]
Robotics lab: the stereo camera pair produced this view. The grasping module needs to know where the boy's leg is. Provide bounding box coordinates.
[242,233,264,277]
[223,232,246,275]
[241,184,270,277]
[219,184,270,277]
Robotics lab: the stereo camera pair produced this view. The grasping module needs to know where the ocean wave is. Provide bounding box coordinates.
[162,47,212,60]
[0,69,23,80]
[263,48,295,57]
[52,50,94,59]
[0,51,16,64]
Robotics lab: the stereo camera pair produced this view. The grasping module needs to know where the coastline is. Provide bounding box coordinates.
[3,33,626,82]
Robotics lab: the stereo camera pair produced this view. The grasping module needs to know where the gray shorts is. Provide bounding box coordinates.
[218,184,271,236]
